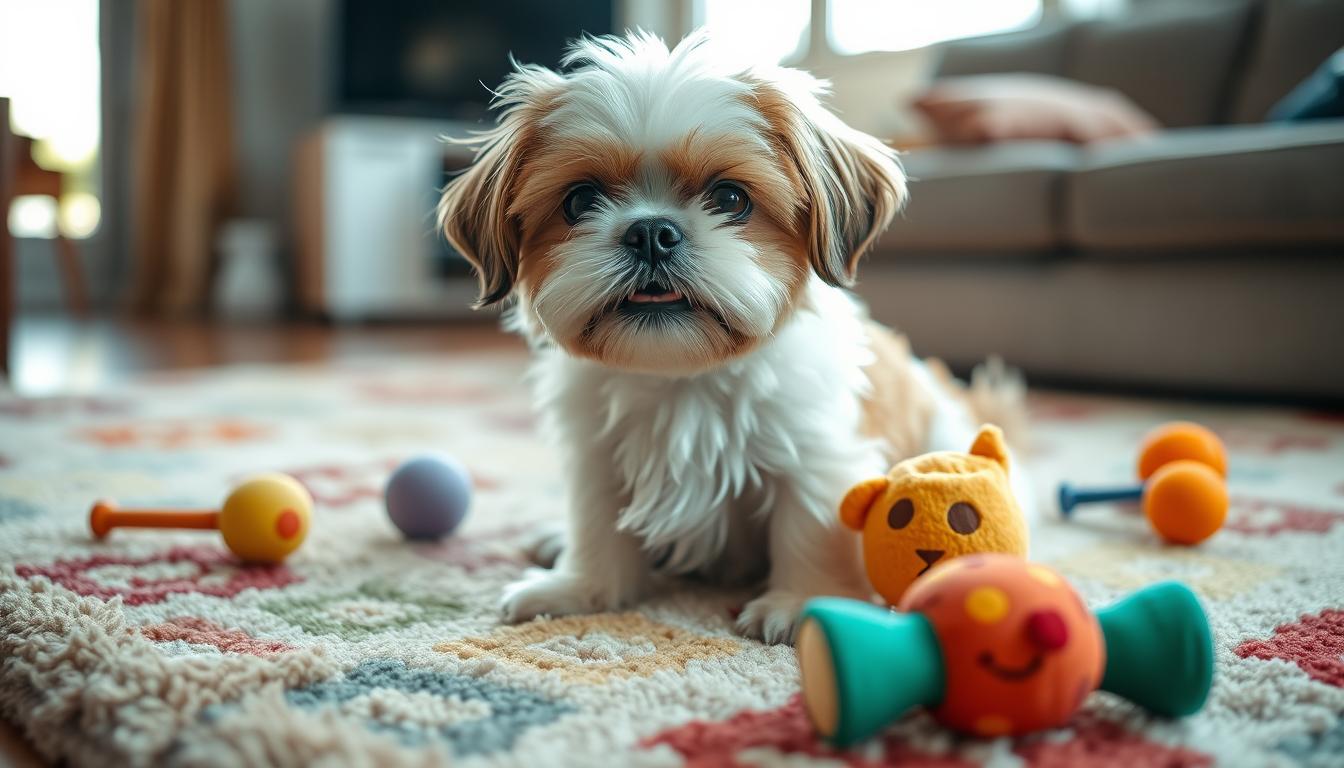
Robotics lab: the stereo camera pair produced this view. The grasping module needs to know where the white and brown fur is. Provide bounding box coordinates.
[438,31,1028,643]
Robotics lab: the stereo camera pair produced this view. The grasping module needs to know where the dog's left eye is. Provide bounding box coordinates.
[707,182,750,220]
[562,184,601,224]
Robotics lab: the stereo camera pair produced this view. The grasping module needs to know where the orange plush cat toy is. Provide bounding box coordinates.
[840,424,1028,605]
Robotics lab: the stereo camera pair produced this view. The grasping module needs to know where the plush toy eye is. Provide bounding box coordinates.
[947,502,981,535]
[562,183,600,224]
[707,181,750,219]
[887,498,914,529]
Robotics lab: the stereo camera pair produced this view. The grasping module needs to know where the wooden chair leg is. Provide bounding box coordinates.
[0,230,10,379]
[54,234,90,317]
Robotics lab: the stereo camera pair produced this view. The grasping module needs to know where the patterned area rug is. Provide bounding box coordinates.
[2,352,1343,767]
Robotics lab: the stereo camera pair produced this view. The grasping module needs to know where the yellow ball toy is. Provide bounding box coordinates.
[91,473,313,564]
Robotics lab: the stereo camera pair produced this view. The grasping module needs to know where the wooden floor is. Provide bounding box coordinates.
[4,313,525,395]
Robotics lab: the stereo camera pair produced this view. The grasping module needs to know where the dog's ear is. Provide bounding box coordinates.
[840,476,891,531]
[438,64,560,307]
[747,71,907,286]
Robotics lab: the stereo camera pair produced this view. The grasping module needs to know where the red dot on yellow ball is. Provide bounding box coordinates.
[275,508,301,539]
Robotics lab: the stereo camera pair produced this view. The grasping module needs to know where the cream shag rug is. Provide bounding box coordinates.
[2,353,1343,767]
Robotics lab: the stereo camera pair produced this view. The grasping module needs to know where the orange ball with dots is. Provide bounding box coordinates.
[898,555,1105,737]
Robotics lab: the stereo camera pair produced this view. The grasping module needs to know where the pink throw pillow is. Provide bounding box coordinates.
[913,74,1159,145]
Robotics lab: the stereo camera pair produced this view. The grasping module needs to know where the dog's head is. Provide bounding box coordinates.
[438,31,905,374]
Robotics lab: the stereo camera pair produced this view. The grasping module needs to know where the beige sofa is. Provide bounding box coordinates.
[858,0,1344,400]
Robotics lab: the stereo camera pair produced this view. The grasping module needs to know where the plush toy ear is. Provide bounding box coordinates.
[840,477,890,530]
[969,424,1010,472]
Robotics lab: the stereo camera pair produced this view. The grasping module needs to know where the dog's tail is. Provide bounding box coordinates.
[927,355,1030,451]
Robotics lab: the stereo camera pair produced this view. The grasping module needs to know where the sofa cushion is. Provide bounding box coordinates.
[913,74,1158,145]
[936,23,1073,79]
[880,142,1081,251]
[1232,0,1344,122]
[1066,1,1256,128]
[1066,120,1344,250]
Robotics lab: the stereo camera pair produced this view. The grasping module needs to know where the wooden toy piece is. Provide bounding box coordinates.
[840,424,1027,606]
[1058,421,1229,545]
[90,473,312,563]
[797,554,1213,746]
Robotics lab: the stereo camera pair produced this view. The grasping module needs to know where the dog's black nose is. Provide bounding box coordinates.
[622,218,683,266]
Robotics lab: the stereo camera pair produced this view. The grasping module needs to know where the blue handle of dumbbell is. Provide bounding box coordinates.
[1058,483,1144,518]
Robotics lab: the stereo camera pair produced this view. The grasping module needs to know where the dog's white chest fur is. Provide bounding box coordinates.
[529,282,889,574]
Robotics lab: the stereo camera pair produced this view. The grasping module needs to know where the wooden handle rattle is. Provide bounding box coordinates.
[88,473,313,563]
[90,502,221,537]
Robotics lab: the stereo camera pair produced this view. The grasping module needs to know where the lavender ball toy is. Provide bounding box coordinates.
[385,455,472,539]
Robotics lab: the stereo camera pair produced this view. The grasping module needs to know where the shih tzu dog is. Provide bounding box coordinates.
[438,31,1028,643]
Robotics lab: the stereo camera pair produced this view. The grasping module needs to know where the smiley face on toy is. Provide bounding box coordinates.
[899,555,1105,736]
[840,425,1028,605]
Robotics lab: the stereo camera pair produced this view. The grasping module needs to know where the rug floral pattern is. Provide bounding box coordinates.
[2,354,1342,767]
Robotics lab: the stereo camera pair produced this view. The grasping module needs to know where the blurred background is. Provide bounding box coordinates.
[1,0,1342,400]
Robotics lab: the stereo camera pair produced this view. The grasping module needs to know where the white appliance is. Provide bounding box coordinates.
[295,115,484,320]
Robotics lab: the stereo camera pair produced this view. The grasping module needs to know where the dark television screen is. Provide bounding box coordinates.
[334,0,614,120]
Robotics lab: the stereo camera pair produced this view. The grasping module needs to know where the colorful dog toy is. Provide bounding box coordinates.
[90,473,312,563]
[840,424,1028,605]
[1058,421,1228,545]
[384,455,472,540]
[797,554,1212,746]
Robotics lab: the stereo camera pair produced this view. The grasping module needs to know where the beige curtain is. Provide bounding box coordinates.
[130,0,236,316]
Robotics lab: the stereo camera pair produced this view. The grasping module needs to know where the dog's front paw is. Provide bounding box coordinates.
[736,589,813,645]
[499,569,612,623]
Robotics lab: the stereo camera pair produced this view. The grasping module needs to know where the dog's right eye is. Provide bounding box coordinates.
[562,184,600,224]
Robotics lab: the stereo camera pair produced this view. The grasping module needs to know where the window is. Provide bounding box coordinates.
[828,0,1042,55]
[698,0,1045,62]
[697,0,811,65]
[0,0,102,239]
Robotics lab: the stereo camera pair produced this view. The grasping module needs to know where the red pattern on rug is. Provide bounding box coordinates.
[357,381,498,404]
[1235,610,1344,688]
[79,420,269,449]
[1226,497,1344,536]
[412,526,529,571]
[1013,714,1212,767]
[641,695,973,768]
[15,546,300,606]
[141,616,295,656]
[1219,429,1333,456]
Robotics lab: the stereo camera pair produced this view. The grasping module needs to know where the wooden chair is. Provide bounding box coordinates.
[0,96,92,379]
[1,97,14,378]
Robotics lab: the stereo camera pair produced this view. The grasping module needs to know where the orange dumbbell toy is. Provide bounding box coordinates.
[1058,421,1228,545]
[798,555,1213,745]
[90,473,312,563]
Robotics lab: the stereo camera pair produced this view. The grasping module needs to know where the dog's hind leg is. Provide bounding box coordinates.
[522,521,566,569]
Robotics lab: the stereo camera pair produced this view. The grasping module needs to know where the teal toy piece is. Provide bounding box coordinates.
[1096,580,1214,717]
[797,598,944,747]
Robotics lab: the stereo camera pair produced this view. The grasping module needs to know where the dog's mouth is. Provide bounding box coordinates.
[617,284,692,313]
